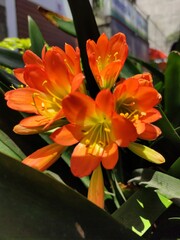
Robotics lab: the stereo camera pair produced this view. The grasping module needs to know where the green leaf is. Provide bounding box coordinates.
[168,157,180,178]
[0,68,22,90]
[0,130,26,160]
[67,0,100,98]
[130,168,180,206]
[0,154,141,239]
[164,51,180,126]
[112,188,172,236]
[120,57,141,78]
[28,16,46,57]
[38,7,76,37]
[156,106,180,148]
[0,47,24,69]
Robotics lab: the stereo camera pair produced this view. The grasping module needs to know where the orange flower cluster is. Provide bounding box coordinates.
[5,33,164,207]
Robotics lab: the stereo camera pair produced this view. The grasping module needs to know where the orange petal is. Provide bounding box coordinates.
[101,143,118,169]
[19,115,50,128]
[22,143,66,171]
[71,143,101,177]
[112,113,137,147]
[87,164,104,208]
[14,68,26,84]
[140,108,162,123]
[23,50,43,66]
[5,88,39,113]
[138,123,162,140]
[62,92,96,125]
[95,89,114,117]
[51,124,82,146]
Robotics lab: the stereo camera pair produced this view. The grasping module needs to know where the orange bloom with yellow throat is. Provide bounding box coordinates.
[5,45,84,134]
[113,73,162,140]
[86,32,128,89]
[51,89,137,177]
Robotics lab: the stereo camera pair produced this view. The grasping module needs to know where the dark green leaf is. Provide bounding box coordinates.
[38,7,76,37]
[120,57,141,78]
[130,168,180,206]
[112,188,172,236]
[28,16,46,57]
[0,68,22,89]
[0,154,141,239]
[0,130,26,160]
[168,157,180,178]
[156,106,180,148]
[164,51,180,126]
[67,0,100,98]
[0,47,23,68]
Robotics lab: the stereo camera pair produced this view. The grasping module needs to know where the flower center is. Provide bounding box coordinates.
[82,120,111,156]
[97,52,119,71]
[32,81,62,118]
[116,97,146,122]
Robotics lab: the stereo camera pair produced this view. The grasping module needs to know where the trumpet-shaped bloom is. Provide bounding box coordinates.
[22,143,66,171]
[51,89,137,177]
[113,73,162,140]
[5,46,84,133]
[86,32,128,89]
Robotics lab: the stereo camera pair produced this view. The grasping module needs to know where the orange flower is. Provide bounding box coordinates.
[51,89,137,177]
[113,73,162,140]
[5,46,84,134]
[22,143,66,171]
[86,32,128,89]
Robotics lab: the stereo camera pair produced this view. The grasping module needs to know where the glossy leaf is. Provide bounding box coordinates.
[112,188,172,236]
[0,68,22,90]
[38,7,76,37]
[67,0,100,98]
[0,130,26,160]
[168,157,180,178]
[120,57,141,79]
[129,168,180,207]
[0,47,23,68]
[164,51,180,127]
[28,16,46,57]
[156,106,180,148]
[0,154,141,239]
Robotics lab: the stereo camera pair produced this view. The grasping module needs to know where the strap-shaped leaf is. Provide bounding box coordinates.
[38,7,76,37]
[0,68,22,90]
[164,51,180,127]
[0,153,141,239]
[67,0,100,98]
[0,130,26,160]
[28,16,46,57]
[129,168,180,207]
[112,188,172,236]
[0,47,23,69]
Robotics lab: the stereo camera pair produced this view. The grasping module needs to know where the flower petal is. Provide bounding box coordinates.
[5,88,39,113]
[62,92,96,125]
[71,143,101,177]
[101,143,118,169]
[51,124,82,146]
[22,143,66,171]
[95,89,114,117]
[112,114,137,147]
[138,123,162,140]
[87,164,104,208]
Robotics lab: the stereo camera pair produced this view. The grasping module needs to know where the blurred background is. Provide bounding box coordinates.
[0,0,179,61]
